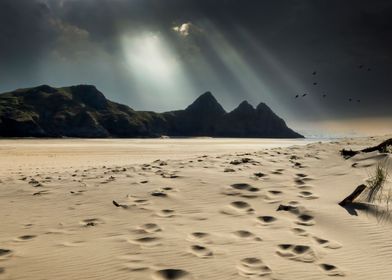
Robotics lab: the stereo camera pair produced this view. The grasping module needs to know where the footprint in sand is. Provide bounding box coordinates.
[224,168,236,172]
[131,236,161,247]
[231,183,259,191]
[81,218,104,227]
[296,185,313,190]
[133,199,149,205]
[296,213,315,226]
[187,232,233,245]
[151,190,168,197]
[188,232,211,243]
[138,223,162,233]
[253,172,266,178]
[223,183,260,198]
[276,244,317,263]
[265,190,284,202]
[313,237,342,249]
[0,249,12,264]
[33,190,50,196]
[294,178,306,185]
[231,201,254,211]
[293,162,304,168]
[221,201,255,215]
[298,191,319,200]
[0,267,4,274]
[288,200,300,205]
[291,227,308,236]
[0,249,12,258]
[268,190,283,196]
[17,235,36,241]
[189,244,213,258]
[296,173,314,182]
[70,190,85,196]
[152,269,193,280]
[129,223,162,247]
[233,230,262,241]
[156,209,176,218]
[271,169,284,175]
[161,172,180,179]
[257,216,277,226]
[237,257,272,278]
[319,263,345,276]
[29,178,42,187]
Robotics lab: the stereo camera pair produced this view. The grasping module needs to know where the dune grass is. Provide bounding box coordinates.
[361,159,389,205]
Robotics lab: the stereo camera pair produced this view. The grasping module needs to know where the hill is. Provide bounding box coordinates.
[0,85,303,138]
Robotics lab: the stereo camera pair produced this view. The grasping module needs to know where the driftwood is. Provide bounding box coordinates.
[340,138,392,159]
[112,200,128,209]
[338,184,367,206]
[340,149,359,158]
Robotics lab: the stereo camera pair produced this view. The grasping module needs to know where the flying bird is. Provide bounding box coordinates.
[357,99,361,103]
[302,93,307,97]
[358,64,364,69]
[313,82,318,86]
[295,94,299,98]
[312,71,317,75]
[322,94,327,98]
[349,98,352,102]
[367,68,371,71]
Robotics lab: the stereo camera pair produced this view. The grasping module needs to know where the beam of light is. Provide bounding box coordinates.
[121,32,195,110]
[195,20,281,110]
[170,32,241,107]
[233,25,330,125]
[234,25,303,91]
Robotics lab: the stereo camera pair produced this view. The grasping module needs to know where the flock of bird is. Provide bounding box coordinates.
[295,64,371,103]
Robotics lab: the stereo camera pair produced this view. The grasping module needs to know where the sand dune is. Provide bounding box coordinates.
[1,137,392,279]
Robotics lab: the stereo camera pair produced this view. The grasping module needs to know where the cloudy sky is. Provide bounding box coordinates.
[1,0,391,136]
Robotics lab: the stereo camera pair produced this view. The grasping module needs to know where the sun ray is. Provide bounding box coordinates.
[121,32,195,110]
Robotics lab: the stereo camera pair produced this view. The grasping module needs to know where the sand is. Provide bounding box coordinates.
[0,136,392,280]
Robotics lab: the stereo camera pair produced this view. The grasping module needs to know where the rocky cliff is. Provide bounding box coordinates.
[0,85,303,138]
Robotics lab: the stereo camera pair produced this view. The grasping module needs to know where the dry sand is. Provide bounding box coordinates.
[0,137,392,279]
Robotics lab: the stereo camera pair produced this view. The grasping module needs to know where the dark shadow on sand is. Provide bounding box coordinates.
[340,202,392,222]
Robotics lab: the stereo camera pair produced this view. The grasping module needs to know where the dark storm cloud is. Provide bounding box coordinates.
[0,1,53,76]
[0,0,93,84]
[0,0,391,130]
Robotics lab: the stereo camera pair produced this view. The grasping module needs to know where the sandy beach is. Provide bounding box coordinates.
[1,136,392,280]
[2,1,391,279]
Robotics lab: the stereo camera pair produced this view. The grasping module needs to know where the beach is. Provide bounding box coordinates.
[1,136,392,280]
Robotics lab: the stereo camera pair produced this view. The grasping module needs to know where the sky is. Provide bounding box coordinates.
[0,0,391,137]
